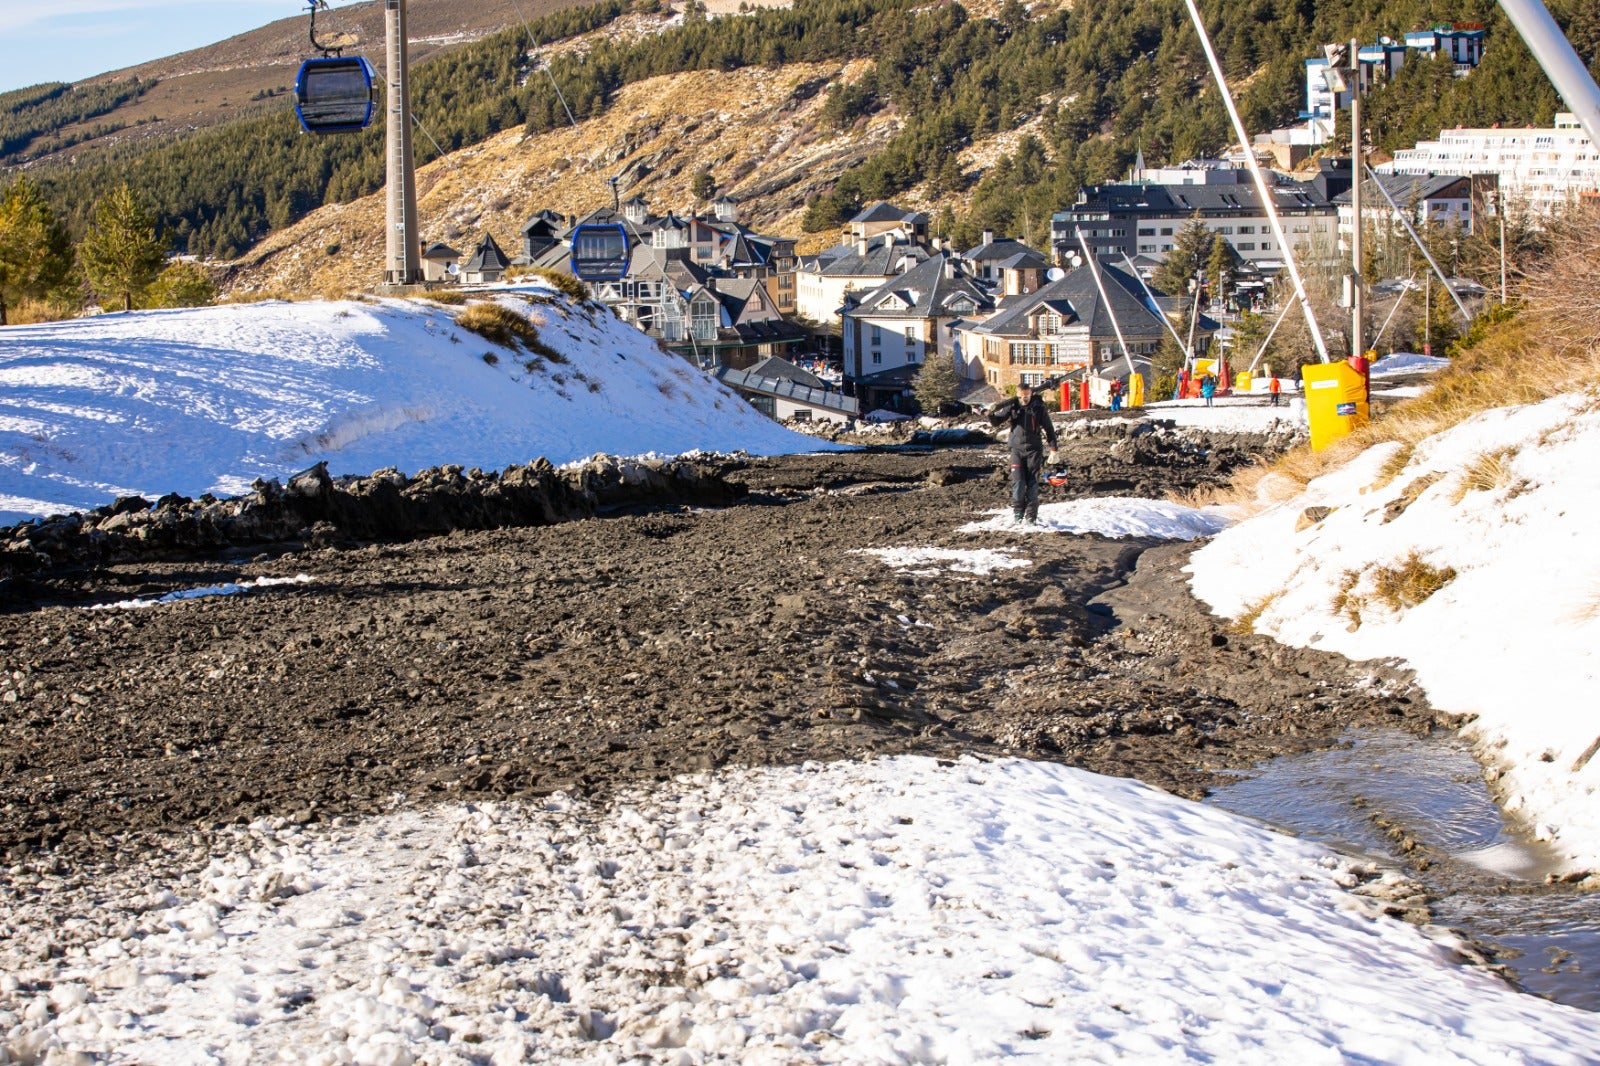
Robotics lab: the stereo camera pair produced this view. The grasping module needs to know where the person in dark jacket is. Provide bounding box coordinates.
[988,381,1060,525]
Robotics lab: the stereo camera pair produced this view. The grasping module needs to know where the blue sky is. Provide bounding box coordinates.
[0,1,350,95]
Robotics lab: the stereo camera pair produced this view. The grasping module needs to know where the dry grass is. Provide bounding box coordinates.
[423,290,469,306]
[1227,591,1282,635]
[506,266,589,304]
[457,301,546,352]
[1450,446,1528,504]
[1334,553,1458,629]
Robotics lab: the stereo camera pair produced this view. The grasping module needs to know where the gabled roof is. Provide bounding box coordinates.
[997,250,1051,271]
[961,236,1036,263]
[744,355,826,389]
[808,234,930,278]
[843,253,994,320]
[850,201,929,225]
[963,261,1184,340]
[520,210,565,236]
[422,242,462,259]
[463,234,509,274]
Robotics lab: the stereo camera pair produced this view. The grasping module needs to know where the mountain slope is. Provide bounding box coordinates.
[0,283,829,520]
[1,0,583,168]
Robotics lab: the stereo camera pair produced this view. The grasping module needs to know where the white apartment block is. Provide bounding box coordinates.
[1382,113,1600,217]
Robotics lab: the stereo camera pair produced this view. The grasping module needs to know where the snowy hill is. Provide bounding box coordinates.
[0,283,830,522]
[1190,392,1600,870]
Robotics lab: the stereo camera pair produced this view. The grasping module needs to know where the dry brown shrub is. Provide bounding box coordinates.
[1228,591,1282,635]
[1450,446,1528,504]
[1517,201,1600,354]
[457,301,544,351]
[1336,553,1457,628]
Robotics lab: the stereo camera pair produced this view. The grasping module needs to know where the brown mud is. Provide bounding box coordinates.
[0,429,1448,867]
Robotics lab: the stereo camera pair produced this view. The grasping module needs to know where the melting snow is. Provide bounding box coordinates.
[3,757,1593,1064]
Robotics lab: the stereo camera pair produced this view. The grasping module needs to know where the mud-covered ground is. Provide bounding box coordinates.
[0,424,1449,867]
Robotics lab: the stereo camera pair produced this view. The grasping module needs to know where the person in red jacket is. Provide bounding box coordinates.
[1269,374,1282,407]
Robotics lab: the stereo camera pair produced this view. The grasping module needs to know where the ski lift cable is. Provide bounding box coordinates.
[1075,231,1137,379]
[410,112,462,173]
[1371,273,1417,349]
[1245,299,1296,374]
[1178,0,1331,364]
[1120,254,1192,359]
[508,0,580,129]
[1363,165,1473,325]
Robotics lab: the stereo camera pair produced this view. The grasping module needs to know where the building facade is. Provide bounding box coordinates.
[1051,169,1338,272]
[1382,114,1600,217]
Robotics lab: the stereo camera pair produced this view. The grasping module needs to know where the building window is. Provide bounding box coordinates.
[1261,241,1272,251]
[1138,228,1155,236]
[872,351,882,365]
[1238,225,1254,234]
[1238,242,1255,251]
[1139,244,1157,253]
[1217,226,1234,235]
[1160,227,1173,236]
[871,324,882,346]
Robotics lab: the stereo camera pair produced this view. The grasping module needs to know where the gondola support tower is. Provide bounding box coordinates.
[384,0,422,286]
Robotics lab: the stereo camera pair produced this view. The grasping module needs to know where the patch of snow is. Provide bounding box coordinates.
[0,294,837,522]
[1188,392,1600,869]
[855,546,1030,576]
[3,756,1592,1064]
[1140,398,1307,434]
[962,497,1232,540]
[1371,351,1451,377]
[86,574,316,611]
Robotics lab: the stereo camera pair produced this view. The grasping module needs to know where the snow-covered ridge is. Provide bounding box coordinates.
[4,756,1593,1064]
[0,283,832,523]
[1189,392,1600,869]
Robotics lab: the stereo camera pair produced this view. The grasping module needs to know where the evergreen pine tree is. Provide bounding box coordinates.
[913,352,960,415]
[142,260,216,309]
[79,184,167,311]
[0,175,72,325]
[1153,213,1211,297]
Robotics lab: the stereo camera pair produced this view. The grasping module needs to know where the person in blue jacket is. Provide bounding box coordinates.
[1200,374,1217,407]
[988,381,1060,525]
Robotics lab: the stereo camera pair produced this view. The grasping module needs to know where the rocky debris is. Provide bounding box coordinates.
[0,439,1427,865]
[0,455,742,595]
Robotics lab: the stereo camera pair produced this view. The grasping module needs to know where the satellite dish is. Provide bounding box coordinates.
[1046,267,1066,282]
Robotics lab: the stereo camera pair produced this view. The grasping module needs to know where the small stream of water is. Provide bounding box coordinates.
[1205,727,1600,1011]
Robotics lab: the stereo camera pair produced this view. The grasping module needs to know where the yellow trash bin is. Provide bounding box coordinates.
[1235,371,1252,392]
[1303,360,1370,451]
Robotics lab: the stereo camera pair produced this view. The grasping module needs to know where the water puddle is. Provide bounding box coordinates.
[1206,727,1600,1011]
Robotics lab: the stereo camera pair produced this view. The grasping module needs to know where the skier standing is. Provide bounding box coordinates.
[988,381,1060,525]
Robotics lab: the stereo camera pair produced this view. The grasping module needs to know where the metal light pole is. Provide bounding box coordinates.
[1349,38,1365,361]
[384,0,422,286]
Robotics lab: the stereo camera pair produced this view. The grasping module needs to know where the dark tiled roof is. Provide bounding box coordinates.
[961,237,1037,262]
[812,235,930,278]
[1053,179,1332,221]
[850,201,929,225]
[965,262,1178,340]
[1329,173,1469,206]
[744,355,826,388]
[844,253,993,319]
[463,234,509,274]
[422,242,461,259]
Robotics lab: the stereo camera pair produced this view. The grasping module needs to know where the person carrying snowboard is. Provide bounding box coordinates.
[988,381,1059,525]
